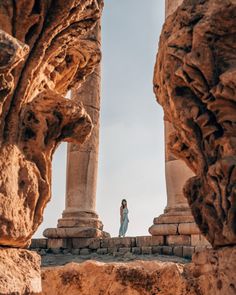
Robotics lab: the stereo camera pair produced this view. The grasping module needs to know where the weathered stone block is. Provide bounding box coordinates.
[132,247,141,255]
[51,248,62,254]
[191,235,211,247]
[149,224,178,235]
[97,248,108,255]
[72,238,100,249]
[178,223,200,235]
[154,214,194,225]
[44,228,103,239]
[63,249,71,255]
[166,235,191,246]
[152,246,163,255]
[141,247,152,255]
[173,246,183,257]
[71,249,80,255]
[108,247,118,254]
[30,238,48,249]
[183,246,195,259]
[80,248,92,255]
[48,239,71,249]
[39,249,47,256]
[119,247,131,255]
[89,239,101,250]
[194,246,207,254]
[162,246,173,256]
[136,236,164,247]
[101,237,135,248]
[0,249,41,295]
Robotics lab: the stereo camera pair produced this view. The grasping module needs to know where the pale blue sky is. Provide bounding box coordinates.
[35,0,166,238]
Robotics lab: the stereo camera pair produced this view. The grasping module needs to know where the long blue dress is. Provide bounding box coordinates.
[119,207,129,237]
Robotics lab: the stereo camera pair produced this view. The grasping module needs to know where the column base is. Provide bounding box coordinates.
[43,227,110,239]
[149,208,200,236]
[57,210,103,229]
[43,210,110,239]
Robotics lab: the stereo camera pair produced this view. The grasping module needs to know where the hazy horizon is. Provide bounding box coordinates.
[35,0,166,238]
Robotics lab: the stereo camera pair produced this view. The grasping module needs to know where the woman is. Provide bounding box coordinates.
[119,199,129,237]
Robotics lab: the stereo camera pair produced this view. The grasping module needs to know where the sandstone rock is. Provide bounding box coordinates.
[47,238,72,249]
[44,227,105,239]
[72,238,101,249]
[154,0,236,247]
[136,235,164,247]
[101,237,136,249]
[149,223,178,235]
[191,234,211,247]
[41,247,236,295]
[178,223,201,235]
[0,0,103,247]
[41,260,194,295]
[0,248,41,294]
[166,235,191,246]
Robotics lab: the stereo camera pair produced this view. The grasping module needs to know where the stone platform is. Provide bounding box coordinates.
[31,234,211,260]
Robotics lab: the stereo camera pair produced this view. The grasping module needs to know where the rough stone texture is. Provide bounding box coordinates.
[101,237,136,249]
[162,246,173,256]
[191,234,211,247]
[72,238,101,249]
[178,222,201,235]
[41,247,236,295]
[42,260,192,295]
[165,0,183,17]
[154,0,236,247]
[47,238,72,249]
[0,248,41,294]
[136,235,164,247]
[183,246,195,259]
[149,223,178,235]
[189,247,236,295]
[173,246,183,257]
[30,238,48,249]
[44,227,107,239]
[0,0,103,247]
[141,247,152,255]
[166,235,191,246]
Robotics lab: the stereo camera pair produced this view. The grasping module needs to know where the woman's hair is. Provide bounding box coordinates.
[121,199,127,208]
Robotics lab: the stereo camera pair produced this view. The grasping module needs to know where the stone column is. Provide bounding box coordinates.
[149,0,200,237]
[44,22,109,239]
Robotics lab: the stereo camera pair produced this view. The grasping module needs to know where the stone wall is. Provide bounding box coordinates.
[31,235,211,259]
